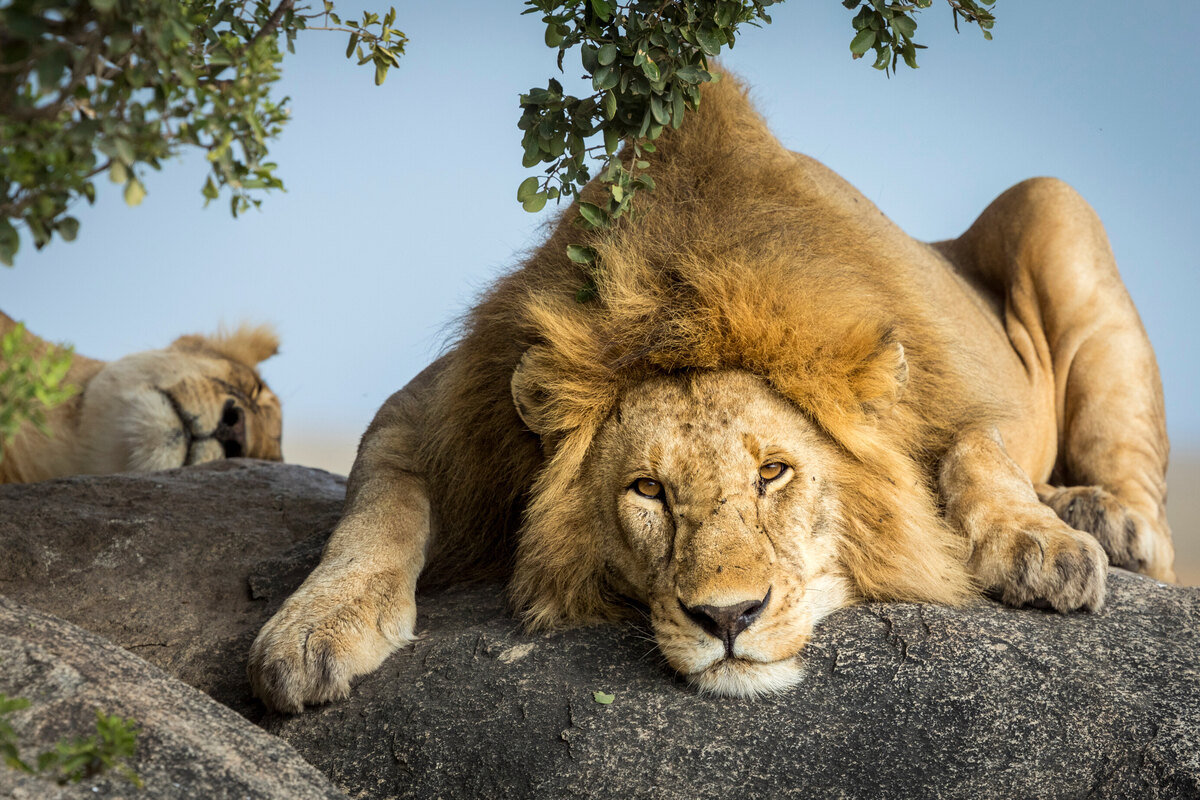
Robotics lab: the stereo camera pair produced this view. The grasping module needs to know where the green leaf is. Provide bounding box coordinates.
[675,65,708,84]
[114,138,135,166]
[56,217,80,242]
[696,25,726,56]
[671,90,685,129]
[602,91,617,120]
[0,218,18,267]
[578,202,608,229]
[603,126,620,155]
[124,178,145,207]
[592,65,618,91]
[545,23,564,48]
[872,44,892,70]
[517,176,540,202]
[850,28,876,56]
[892,14,917,38]
[590,0,613,22]
[522,192,548,213]
[566,244,597,264]
[598,44,617,66]
[581,44,599,73]
[375,62,388,85]
[36,49,69,91]
[649,94,668,125]
[593,691,615,705]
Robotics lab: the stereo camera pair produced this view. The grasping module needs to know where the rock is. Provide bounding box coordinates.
[2,461,1198,799]
[263,575,1200,800]
[0,459,344,720]
[0,595,343,799]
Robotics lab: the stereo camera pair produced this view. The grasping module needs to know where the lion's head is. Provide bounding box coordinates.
[510,343,969,696]
[75,325,283,475]
[587,370,855,696]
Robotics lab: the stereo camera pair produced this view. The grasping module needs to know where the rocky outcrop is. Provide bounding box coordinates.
[0,460,343,720]
[0,595,342,799]
[262,573,1200,800]
[1,461,1198,799]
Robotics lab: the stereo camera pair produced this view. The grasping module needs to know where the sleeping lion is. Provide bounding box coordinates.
[249,73,1173,710]
[0,311,283,484]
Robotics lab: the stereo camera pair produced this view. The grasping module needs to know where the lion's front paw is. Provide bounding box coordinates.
[247,574,415,713]
[1037,484,1175,582]
[973,513,1108,613]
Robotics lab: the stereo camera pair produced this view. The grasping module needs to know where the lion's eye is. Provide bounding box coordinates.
[632,478,664,499]
[759,462,787,481]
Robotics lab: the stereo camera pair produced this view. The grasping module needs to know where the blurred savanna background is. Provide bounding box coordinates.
[3,2,1197,583]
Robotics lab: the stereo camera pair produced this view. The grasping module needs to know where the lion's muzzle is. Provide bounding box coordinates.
[679,587,771,656]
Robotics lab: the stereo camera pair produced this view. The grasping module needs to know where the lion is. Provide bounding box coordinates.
[0,311,283,484]
[248,72,1174,710]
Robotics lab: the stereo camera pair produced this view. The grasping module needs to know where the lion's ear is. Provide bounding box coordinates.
[170,324,280,367]
[511,347,553,437]
[855,339,908,416]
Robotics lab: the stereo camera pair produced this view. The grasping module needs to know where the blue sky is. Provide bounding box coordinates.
[4,1,1198,459]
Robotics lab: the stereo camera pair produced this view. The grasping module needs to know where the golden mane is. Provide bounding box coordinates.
[418,72,981,623]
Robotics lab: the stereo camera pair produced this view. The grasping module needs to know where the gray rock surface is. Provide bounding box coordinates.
[0,459,343,720]
[0,595,343,799]
[2,461,1198,799]
[265,574,1200,800]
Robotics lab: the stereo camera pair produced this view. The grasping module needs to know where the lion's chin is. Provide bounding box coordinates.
[688,656,802,699]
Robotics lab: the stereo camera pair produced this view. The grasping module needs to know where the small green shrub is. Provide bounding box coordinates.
[0,694,142,788]
[0,323,77,462]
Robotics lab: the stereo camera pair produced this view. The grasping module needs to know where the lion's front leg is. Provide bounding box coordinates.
[248,384,434,713]
[940,427,1107,612]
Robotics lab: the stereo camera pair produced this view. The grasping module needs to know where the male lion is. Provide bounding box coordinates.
[0,311,283,484]
[249,73,1173,710]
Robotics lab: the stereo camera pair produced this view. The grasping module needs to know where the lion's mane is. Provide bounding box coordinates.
[417,73,983,625]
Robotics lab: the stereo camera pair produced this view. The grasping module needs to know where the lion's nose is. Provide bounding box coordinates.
[214,399,246,458]
[679,588,771,656]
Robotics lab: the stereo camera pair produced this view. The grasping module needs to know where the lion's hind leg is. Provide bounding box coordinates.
[1036,484,1174,582]
[947,176,1175,583]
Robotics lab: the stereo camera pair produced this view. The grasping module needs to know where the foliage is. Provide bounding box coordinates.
[0,322,76,460]
[518,0,997,275]
[0,0,406,266]
[0,0,998,271]
[1,694,142,788]
[0,694,33,772]
[844,0,996,73]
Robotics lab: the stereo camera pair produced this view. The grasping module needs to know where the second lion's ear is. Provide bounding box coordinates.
[511,347,553,437]
[171,324,280,367]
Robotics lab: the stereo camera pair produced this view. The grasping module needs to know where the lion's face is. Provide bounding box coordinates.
[76,330,282,475]
[588,370,854,697]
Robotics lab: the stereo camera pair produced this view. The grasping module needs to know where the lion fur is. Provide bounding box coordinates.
[416,73,985,625]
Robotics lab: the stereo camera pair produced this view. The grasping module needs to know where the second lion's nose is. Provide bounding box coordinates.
[214,399,246,458]
[680,588,771,656]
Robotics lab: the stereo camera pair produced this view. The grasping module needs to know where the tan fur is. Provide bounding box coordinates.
[0,312,283,483]
[249,72,1173,711]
